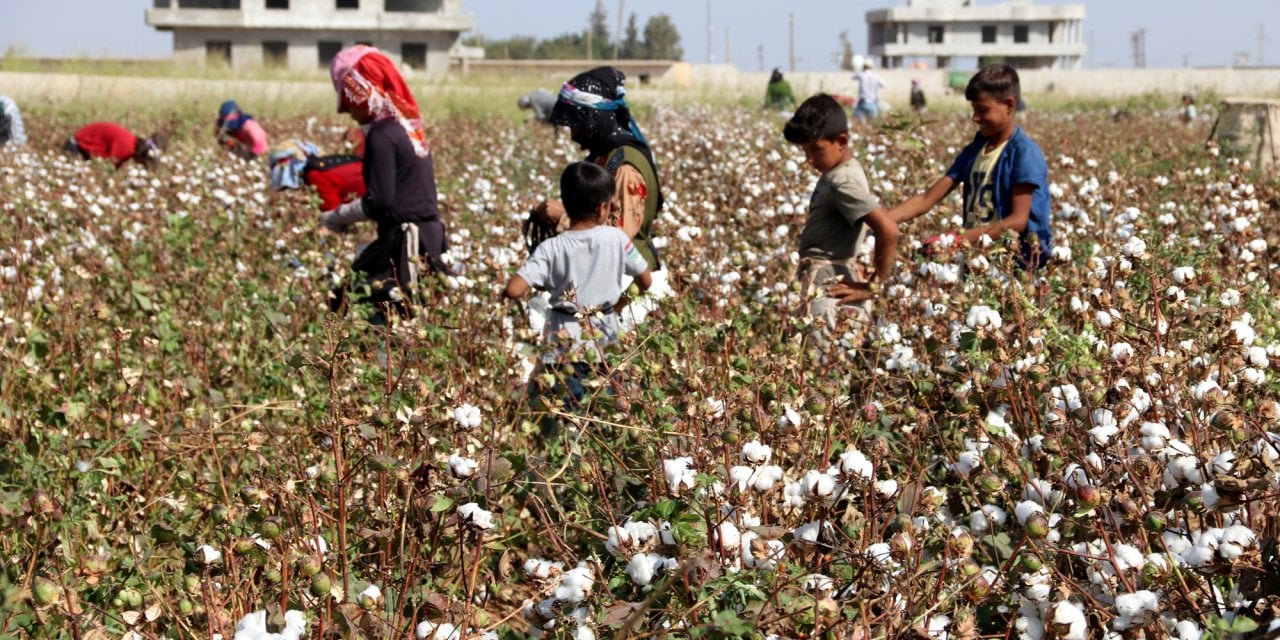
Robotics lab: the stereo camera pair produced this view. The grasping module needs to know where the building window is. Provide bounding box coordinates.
[1014,25,1029,43]
[927,25,944,44]
[179,0,240,7]
[336,0,358,7]
[402,43,426,69]
[265,0,288,7]
[318,41,342,68]
[263,41,288,67]
[153,0,171,7]
[982,25,997,44]
[206,40,232,66]
[385,0,439,12]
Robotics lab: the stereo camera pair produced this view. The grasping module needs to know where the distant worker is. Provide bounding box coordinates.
[853,62,886,123]
[910,78,927,114]
[0,95,26,146]
[517,88,558,123]
[764,68,797,111]
[215,100,270,159]
[269,139,367,212]
[1180,93,1197,125]
[64,122,166,169]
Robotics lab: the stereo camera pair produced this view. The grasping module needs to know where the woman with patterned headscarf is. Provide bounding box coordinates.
[321,45,448,319]
[532,66,664,273]
[215,100,270,159]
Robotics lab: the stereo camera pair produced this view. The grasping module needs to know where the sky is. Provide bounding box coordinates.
[0,0,1276,71]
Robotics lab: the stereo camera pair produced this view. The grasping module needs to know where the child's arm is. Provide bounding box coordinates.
[961,184,1033,243]
[887,176,956,224]
[504,275,530,300]
[827,208,899,304]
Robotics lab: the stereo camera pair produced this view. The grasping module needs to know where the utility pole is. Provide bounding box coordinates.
[587,28,593,61]
[1130,29,1145,68]
[788,12,795,72]
[613,0,624,60]
[1257,23,1266,67]
[706,0,713,63]
[725,27,731,67]
[757,43,764,71]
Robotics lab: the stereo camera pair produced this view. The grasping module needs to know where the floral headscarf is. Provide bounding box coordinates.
[329,45,429,158]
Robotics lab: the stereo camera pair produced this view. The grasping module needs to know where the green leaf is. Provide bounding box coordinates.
[428,495,455,513]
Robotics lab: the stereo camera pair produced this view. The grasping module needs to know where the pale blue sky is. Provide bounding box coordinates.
[0,0,1275,70]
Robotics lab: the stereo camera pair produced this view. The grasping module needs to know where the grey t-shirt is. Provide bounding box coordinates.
[798,158,880,261]
[518,225,649,362]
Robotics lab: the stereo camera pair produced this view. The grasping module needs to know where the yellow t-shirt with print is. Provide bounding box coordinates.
[963,140,1008,228]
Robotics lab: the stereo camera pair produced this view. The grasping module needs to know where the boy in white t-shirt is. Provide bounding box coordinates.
[505,161,652,405]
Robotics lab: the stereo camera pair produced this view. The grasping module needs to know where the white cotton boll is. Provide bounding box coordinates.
[1051,601,1088,640]
[452,403,482,430]
[1096,308,1118,328]
[875,479,899,498]
[1024,582,1052,601]
[740,439,772,465]
[625,553,665,586]
[1139,422,1170,451]
[953,450,981,478]
[1192,379,1221,402]
[448,454,479,479]
[966,305,1003,330]
[782,482,804,509]
[1166,285,1186,303]
[1247,346,1269,368]
[1211,451,1236,475]
[793,520,823,545]
[662,457,696,496]
[1221,524,1256,550]
[1112,590,1159,630]
[752,465,785,492]
[414,621,461,640]
[1243,366,1266,386]
[1230,320,1256,345]
[802,574,834,594]
[703,397,726,418]
[866,542,894,566]
[1173,620,1203,640]
[837,449,874,480]
[969,504,1007,535]
[1121,235,1147,257]
[1014,500,1045,525]
[1220,289,1241,307]
[523,558,563,581]
[801,470,837,499]
[235,608,308,640]
[605,525,632,556]
[1110,342,1134,364]
[1171,266,1195,284]
[740,531,786,570]
[195,544,223,566]
[1089,408,1118,446]
[457,503,494,530]
[716,521,742,554]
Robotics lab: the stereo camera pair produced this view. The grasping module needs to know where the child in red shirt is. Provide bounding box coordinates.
[65,123,166,168]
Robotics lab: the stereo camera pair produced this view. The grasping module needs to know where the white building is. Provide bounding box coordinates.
[866,0,1085,70]
[146,0,475,73]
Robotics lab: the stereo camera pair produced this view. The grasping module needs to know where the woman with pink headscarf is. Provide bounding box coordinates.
[321,45,448,319]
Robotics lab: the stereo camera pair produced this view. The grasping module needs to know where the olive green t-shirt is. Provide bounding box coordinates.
[798,158,881,261]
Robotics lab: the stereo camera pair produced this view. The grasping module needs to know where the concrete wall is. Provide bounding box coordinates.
[668,65,1280,105]
[171,27,457,72]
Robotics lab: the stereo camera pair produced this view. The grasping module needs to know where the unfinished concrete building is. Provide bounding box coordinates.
[146,0,474,73]
[866,0,1085,70]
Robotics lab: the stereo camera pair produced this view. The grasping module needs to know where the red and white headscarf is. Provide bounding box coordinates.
[330,45,430,158]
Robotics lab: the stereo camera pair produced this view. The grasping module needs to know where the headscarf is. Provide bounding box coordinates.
[216,100,252,134]
[770,68,784,84]
[329,45,429,158]
[550,66,655,167]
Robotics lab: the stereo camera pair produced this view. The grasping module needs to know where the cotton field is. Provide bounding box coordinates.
[1,98,1278,639]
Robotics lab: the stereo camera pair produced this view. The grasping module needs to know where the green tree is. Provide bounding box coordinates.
[643,13,683,61]
[589,0,612,58]
[539,32,589,60]
[837,30,855,70]
[621,13,642,59]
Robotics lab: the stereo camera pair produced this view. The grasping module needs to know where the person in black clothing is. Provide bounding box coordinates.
[322,45,448,318]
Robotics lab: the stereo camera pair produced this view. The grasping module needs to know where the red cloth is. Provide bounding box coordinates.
[335,47,429,157]
[307,161,366,211]
[74,122,137,165]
